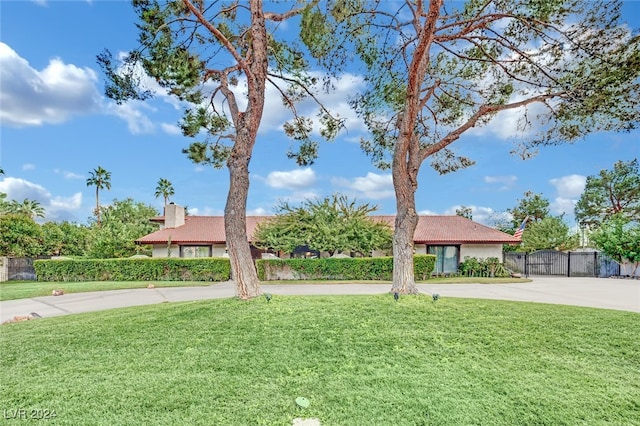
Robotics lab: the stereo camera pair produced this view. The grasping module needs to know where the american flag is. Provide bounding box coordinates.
[514,216,529,240]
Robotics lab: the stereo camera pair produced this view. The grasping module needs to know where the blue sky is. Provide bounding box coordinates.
[1,0,639,227]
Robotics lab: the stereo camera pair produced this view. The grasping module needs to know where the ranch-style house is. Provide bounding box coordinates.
[136,203,520,274]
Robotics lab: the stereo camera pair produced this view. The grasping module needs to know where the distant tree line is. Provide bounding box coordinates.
[495,160,639,274]
[0,161,637,276]
[0,168,173,258]
[0,198,159,258]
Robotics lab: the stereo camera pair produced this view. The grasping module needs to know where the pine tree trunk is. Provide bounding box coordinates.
[390,124,420,295]
[225,145,261,300]
[390,171,420,294]
[222,0,267,300]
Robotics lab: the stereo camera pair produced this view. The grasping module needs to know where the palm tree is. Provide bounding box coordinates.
[10,199,45,219]
[0,167,6,215]
[86,166,111,225]
[154,178,175,206]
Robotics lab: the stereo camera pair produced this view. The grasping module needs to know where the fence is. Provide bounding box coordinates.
[0,256,50,282]
[503,250,620,277]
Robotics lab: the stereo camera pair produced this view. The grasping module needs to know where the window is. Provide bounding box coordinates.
[428,245,459,274]
[181,246,211,258]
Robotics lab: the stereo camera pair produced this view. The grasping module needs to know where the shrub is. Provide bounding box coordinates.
[458,257,510,278]
[34,258,231,282]
[256,255,435,281]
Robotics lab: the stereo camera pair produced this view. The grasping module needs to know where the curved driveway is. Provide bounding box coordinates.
[1,277,638,323]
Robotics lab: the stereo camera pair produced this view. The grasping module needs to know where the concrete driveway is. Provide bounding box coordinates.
[417,276,639,313]
[1,277,638,323]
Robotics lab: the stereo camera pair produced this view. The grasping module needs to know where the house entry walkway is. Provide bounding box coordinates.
[1,277,638,323]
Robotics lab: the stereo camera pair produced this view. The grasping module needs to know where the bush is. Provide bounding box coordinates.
[34,258,231,282]
[257,255,436,281]
[458,257,510,278]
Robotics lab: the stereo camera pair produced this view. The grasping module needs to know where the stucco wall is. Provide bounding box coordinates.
[0,257,7,282]
[152,245,180,258]
[414,244,427,254]
[211,245,227,257]
[460,244,503,260]
[149,242,504,261]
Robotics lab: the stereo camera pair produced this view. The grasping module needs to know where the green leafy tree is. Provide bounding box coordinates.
[41,222,65,256]
[590,214,640,276]
[508,191,550,229]
[575,159,640,227]
[307,0,640,293]
[86,198,160,259]
[0,168,7,216]
[154,178,175,206]
[519,216,580,253]
[40,221,91,257]
[455,206,473,220]
[86,166,111,226]
[254,194,392,256]
[0,214,44,257]
[98,0,342,299]
[0,193,8,216]
[57,222,91,257]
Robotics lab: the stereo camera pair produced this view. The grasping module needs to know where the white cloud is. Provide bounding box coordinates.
[441,204,510,226]
[53,169,84,180]
[160,122,182,135]
[49,193,82,216]
[0,177,82,222]
[22,163,36,171]
[107,101,155,135]
[64,171,84,180]
[484,175,517,185]
[187,206,224,216]
[467,97,550,140]
[417,208,439,215]
[484,175,517,190]
[265,168,317,190]
[332,172,394,200]
[0,42,101,127]
[0,177,49,202]
[103,50,368,139]
[549,174,586,215]
[202,71,368,137]
[248,207,270,216]
[260,72,361,134]
[550,174,586,198]
[276,191,321,205]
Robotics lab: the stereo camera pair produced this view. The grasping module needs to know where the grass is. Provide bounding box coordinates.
[0,277,528,301]
[262,277,528,285]
[0,280,213,301]
[1,295,638,425]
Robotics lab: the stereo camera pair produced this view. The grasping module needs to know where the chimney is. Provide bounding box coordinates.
[164,202,185,229]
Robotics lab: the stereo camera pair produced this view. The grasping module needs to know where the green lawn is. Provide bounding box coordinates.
[1,295,637,425]
[0,280,213,301]
[0,276,527,301]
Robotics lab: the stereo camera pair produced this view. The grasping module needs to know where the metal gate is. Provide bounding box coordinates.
[503,250,620,277]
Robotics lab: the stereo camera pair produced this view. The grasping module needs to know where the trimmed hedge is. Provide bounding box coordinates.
[34,258,231,282]
[257,255,436,281]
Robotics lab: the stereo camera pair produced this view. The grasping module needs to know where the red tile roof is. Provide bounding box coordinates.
[372,215,519,244]
[136,215,519,245]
